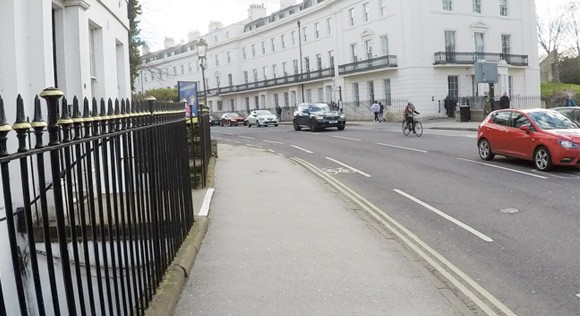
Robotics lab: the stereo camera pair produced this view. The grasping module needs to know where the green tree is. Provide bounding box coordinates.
[128,0,144,92]
[559,56,580,84]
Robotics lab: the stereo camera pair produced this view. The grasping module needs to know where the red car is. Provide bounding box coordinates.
[219,112,246,126]
[477,108,580,171]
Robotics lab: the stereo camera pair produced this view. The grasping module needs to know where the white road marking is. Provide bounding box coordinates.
[325,157,371,177]
[531,169,580,179]
[197,188,214,217]
[221,132,234,136]
[457,158,548,179]
[268,149,275,153]
[332,136,361,141]
[291,145,313,153]
[377,143,428,153]
[239,136,255,139]
[263,140,284,144]
[576,293,580,299]
[394,189,493,242]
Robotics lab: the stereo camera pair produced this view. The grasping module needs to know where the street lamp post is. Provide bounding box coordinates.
[197,38,208,118]
[297,20,304,103]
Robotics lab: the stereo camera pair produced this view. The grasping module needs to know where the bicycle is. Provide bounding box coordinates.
[402,115,423,137]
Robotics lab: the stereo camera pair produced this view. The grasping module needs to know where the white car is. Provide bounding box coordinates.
[246,110,279,127]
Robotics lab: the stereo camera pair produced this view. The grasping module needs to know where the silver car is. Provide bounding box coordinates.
[246,110,279,127]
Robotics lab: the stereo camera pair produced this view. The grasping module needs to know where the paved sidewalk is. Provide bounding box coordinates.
[173,144,462,315]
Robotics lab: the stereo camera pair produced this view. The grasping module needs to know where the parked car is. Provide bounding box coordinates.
[208,115,220,126]
[477,108,580,171]
[219,112,246,126]
[246,110,278,127]
[293,102,346,132]
[552,106,580,126]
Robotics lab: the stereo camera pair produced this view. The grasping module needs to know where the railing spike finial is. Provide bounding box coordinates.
[40,87,64,145]
[100,98,107,117]
[14,95,30,127]
[83,97,91,119]
[31,96,47,128]
[59,96,73,125]
[0,96,12,135]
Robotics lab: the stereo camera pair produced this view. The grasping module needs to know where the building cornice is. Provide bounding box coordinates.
[64,0,91,10]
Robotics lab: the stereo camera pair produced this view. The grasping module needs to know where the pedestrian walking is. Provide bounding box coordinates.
[275,104,282,121]
[378,102,385,122]
[370,100,380,122]
[444,95,451,117]
[449,97,457,117]
[499,92,510,109]
[565,95,576,107]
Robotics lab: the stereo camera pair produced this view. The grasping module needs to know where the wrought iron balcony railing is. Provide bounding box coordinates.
[338,55,398,75]
[433,51,528,66]
[200,67,335,96]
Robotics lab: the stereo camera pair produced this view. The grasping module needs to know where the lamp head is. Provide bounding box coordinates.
[197,38,208,58]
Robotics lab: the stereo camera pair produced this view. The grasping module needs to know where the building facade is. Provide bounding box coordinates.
[0,0,131,117]
[138,0,540,118]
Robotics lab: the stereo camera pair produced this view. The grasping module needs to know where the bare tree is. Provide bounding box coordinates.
[537,1,579,58]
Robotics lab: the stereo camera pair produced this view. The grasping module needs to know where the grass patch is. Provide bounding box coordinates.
[541,82,580,97]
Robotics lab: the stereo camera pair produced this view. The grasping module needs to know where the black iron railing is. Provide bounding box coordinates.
[201,67,335,96]
[338,55,398,75]
[433,51,528,66]
[0,89,196,315]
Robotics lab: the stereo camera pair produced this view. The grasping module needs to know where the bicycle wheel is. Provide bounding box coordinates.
[402,120,411,136]
[414,121,423,137]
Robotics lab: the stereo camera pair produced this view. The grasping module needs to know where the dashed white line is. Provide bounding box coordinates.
[238,136,255,139]
[263,140,284,144]
[332,136,361,141]
[325,157,371,177]
[221,132,234,136]
[394,189,493,242]
[377,143,428,153]
[291,145,313,153]
[457,158,548,179]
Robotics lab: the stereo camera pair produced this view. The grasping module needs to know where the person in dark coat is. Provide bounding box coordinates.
[499,92,510,109]
[275,104,282,121]
[444,95,451,117]
[449,97,457,117]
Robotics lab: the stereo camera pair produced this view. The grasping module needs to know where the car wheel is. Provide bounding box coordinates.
[478,139,495,161]
[310,120,318,132]
[337,125,345,131]
[274,124,278,127]
[293,120,301,131]
[534,146,553,171]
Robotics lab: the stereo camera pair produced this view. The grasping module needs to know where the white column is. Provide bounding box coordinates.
[62,0,91,99]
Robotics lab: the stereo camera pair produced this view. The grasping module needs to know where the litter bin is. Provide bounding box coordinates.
[460,105,471,122]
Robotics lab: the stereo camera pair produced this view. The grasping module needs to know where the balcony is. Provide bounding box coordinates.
[338,55,398,75]
[203,67,335,96]
[433,51,528,66]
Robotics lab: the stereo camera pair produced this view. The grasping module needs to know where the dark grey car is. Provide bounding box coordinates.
[552,107,580,127]
[293,103,346,132]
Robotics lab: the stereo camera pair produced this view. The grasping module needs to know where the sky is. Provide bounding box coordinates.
[138,0,574,52]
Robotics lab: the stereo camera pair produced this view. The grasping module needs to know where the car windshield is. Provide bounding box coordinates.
[528,111,578,130]
[309,104,331,112]
[255,110,272,115]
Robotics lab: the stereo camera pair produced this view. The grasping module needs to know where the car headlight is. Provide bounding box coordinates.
[340,114,346,119]
[559,140,580,148]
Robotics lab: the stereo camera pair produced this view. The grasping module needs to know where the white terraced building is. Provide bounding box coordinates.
[0,0,131,112]
[137,0,540,119]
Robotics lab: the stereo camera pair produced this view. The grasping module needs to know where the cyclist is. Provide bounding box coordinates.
[404,100,420,133]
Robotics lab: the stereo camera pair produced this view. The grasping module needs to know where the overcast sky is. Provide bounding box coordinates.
[138,0,573,52]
